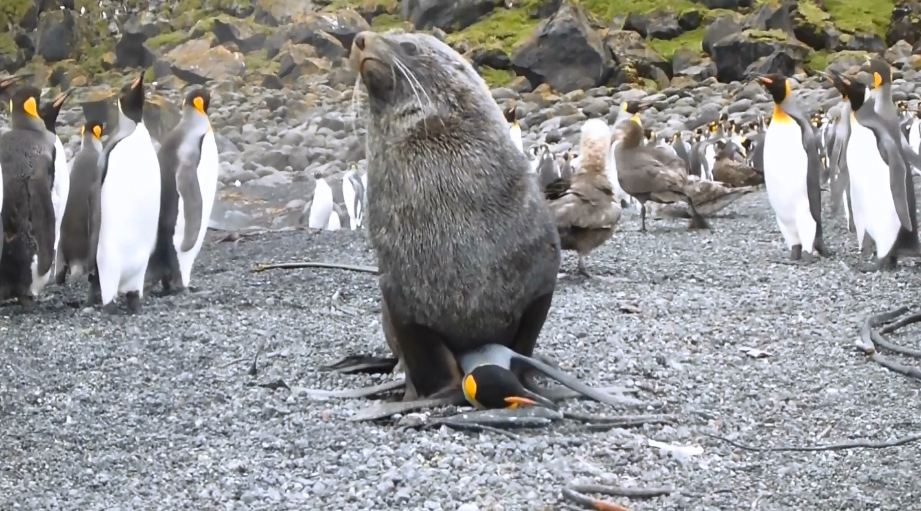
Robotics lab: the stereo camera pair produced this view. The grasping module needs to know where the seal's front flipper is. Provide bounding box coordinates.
[348,389,466,422]
[302,378,406,399]
[320,355,399,374]
[523,379,645,406]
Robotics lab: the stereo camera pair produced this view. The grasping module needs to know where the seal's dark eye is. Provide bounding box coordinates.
[400,42,417,55]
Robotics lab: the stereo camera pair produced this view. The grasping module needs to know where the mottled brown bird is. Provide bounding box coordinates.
[711,141,764,187]
[545,119,622,277]
[613,119,710,232]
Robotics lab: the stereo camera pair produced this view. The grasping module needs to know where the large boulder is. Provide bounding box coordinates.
[710,30,810,82]
[888,1,921,47]
[211,17,269,53]
[400,0,503,32]
[511,2,614,93]
[254,0,314,26]
[36,9,77,62]
[158,37,246,85]
[263,12,366,59]
[604,30,670,78]
[275,42,331,85]
[702,14,743,54]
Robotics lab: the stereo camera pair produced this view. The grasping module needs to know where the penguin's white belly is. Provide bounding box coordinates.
[910,120,921,159]
[308,180,334,229]
[703,145,717,179]
[342,177,358,230]
[847,124,902,258]
[51,136,69,255]
[763,121,813,249]
[97,124,161,301]
[326,210,341,231]
[509,124,523,154]
[607,141,631,208]
[173,130,219,287]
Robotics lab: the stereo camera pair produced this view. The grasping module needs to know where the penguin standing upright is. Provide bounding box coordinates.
[56,121,104,290]
[909,108,921,155]
[95,73,161,314]
[39,89,72,261]
[342,162,365,229]
[0,86,57,307]
[307,172,334,229]
[866,58,921,176]
[147,89,219,294]
[0,74,29,261]
[503,105,523,154]
[755,73,828,261]
[838,75,920,270]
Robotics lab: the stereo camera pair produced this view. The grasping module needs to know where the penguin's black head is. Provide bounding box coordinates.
[0,73,29,98]
[622,100,651,117]
[824,71,848,99]
[503,104,516,123]
[719,112,728,123]
[9,86,43,129]
[840,76,867,112]
[755,74,790,104]
[462,364,556,410]
[81,120,104,140]
[741,137,754,153]
[183,88,211,116]
[39,89,72,134]
[118,73,146,123]
[897,100,908,112]
[562,150,572,161]
[867,58,891,89]
[643,128,654,141]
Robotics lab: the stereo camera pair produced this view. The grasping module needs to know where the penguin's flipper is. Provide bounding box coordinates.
[176,153,204,252]
[87,181,102,268]
[31,148,57,276]
[854,100,914,232]
[784,99,824,230]
[320,355,400,374]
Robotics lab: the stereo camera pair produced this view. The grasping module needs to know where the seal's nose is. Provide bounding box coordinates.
[354,33,366,51]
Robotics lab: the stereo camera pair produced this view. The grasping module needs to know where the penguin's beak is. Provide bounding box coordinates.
[92,124,102,139]
[0,73,29,90]
[53,88,73,108]
[504,390,557,410]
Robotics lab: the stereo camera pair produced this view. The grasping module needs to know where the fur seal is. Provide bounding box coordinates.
[326,30,631,419]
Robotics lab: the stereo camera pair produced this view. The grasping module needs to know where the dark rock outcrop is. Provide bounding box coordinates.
[710,30,810,82]
[36,10,77,62]
[888,1,921,47]
[400,0,503,32]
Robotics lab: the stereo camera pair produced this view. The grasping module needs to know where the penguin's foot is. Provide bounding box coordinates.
[814,240,831,258]
[54,269,67,286]
[790,244,803,261]
[877,257,898,272]
[126,292,142,314]
[103,302,118,315]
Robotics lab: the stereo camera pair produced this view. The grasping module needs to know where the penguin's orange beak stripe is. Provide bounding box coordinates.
[504,396,537,408]
[92,125,102,139]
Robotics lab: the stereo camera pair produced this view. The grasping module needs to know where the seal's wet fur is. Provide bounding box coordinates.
[351,31,561,401]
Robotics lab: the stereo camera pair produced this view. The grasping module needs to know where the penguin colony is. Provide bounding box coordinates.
[0,73,220,313]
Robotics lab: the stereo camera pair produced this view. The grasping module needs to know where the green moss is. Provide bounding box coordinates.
[244,49,278,74]
[577,0,700,20]
[147,31,186,48]
[479,66,515,87]
[806,49,828,71]
[371,13,403,30]
[324,0,399,13]
[647,26,704,58]
[824,0,894,37]
[446,1,541,52]
[797,0,830,25]
[0,32,16,54]
[0,0,31,29]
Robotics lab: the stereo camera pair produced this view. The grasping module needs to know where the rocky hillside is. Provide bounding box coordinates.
[1,0,919,94]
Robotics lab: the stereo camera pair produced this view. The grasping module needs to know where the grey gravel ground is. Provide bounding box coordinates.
[2,186,921,511]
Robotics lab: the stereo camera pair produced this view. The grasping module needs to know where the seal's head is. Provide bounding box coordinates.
[350,30,498,136]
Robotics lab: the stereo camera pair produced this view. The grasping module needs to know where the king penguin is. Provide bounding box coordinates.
[866,58,921,176]
[95,73,161,314]
[56,121,104,291]
[148,88,219,295]
[307,171,334,229]
[39,89,73,263]
[0,74,29,262]
[0,86,57,307]
[342,162,365,230]
[839,76,920,270]
[755,73,828,261]
[504,105,523,154]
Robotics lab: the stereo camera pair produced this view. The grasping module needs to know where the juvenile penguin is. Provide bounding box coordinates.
[39,89,72,261]
[307,171,334,229]
[95,73,162,313]
[536,145,560,191]
[342,162,365,229]
[338,29,656,416]
[56,121,104,288]
[614,119,710,232]
[148,88,219,294]
[839,76,920,269]
[503,105,523,154]
[0,87,57,306]
[544,118,622,277]
[755,73,828,261]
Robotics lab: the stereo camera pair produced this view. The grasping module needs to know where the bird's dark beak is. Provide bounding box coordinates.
[53,87,73,107]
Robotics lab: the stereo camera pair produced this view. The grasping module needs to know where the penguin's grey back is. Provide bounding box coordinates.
[59,138,103,273]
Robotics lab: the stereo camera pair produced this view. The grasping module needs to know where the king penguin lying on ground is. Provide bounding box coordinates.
[0,86,57,308]
[95,73,161,314]
[147,88,219,295]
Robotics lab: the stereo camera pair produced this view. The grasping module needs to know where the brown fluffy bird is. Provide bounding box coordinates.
[613,119,709,232]
[711,140,764,187]
[648,177,758,219]
[544,118,622,277]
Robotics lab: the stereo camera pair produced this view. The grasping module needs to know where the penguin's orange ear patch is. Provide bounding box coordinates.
[92,125,102,138]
